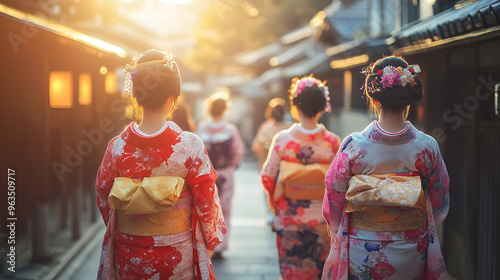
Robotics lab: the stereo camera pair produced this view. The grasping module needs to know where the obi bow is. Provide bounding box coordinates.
[346,174,426,213]
[109,176,186,215]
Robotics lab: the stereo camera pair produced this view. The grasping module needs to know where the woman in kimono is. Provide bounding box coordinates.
[196,92,245,258]
[252,97,289,169]
[252,98,290,224]
[169,98,196,132]
[322,56,450,280]
[261,76,341,280]
[95,49,227,280]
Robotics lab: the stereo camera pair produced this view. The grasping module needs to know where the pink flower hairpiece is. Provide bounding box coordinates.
[290,76,331,113]
[376,65,420,89]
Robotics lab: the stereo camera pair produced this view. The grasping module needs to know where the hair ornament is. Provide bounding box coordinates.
[289,75,331,113]
[123,52,175,95]
[375,64,420,89]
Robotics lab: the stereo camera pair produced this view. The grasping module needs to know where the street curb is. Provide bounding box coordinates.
[42,221,104,280]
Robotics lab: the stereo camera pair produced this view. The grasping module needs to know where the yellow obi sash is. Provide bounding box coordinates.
[109,176,192,236]
[346,174,427,232]
[278,161,330,200]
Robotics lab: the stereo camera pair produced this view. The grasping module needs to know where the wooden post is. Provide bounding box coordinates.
[33,58,52,263]
[71,165,82,240]
[60,129,68,229]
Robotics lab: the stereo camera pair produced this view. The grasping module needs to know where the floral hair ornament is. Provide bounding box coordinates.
[289,75,332,113]
[123,52,175,96]
[375,64,421,89]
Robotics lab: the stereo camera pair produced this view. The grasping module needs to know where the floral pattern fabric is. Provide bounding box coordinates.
[252,120,290,168]
[261,124,341,280]
[95,122,227,280]
[322,121,450,280]
[196,120,245,253]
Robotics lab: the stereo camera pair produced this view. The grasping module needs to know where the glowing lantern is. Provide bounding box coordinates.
[99,66,108,75]
[79,73,92,105]
[49,71,73,108]
[105,72,117,94]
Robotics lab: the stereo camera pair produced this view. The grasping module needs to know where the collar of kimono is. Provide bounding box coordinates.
[362,121,418,144]
[121,121,182,148]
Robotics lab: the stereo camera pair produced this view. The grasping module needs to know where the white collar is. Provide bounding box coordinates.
[296,124,323,135]
[133,122,169,138]
[375,121,409,136]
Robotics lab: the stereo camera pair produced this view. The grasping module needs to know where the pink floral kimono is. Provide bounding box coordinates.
[322,121,450,280]
[196,120,245,253]
[96,121,227,279]
[261,124,340,279]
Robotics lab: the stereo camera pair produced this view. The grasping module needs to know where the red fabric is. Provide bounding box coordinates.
[96,122,226,279]
[114,232,190,280]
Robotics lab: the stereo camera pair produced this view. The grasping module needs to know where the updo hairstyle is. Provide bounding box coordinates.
[265,98,286,122]
[207,92,230,118]
[364,56,423,112]
[288,76,330,119]
[131,49,181,110]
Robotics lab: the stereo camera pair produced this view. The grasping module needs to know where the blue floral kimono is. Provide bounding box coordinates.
[322,121,450,280]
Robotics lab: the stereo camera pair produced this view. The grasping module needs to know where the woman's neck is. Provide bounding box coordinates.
[378,110,406,133]
[139,109,168,134]
[212,115,224,123]
[300,116,319,130]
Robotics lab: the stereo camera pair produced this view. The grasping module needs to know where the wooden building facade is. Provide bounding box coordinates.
[0,4,128,276]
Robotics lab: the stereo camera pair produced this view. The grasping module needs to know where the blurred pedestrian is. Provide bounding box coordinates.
[95,49,227,280]
[252,98,289,169]
[261,75,340,279]
[169,97,196,132]
[196,92,245,259]
[322,56,450,279]
[252,98,290,224]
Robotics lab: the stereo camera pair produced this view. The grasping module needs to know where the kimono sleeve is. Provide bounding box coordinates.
[186,135,227,251]
[322,136,354,235]
[428,142,450,228]
[95,137,120,226]
[251,122,266,154]
[230,125,245,168]
[260,133,283,208]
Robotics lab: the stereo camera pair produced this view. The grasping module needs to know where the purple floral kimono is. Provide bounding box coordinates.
[322,121,450,280]
[196,120,245,253]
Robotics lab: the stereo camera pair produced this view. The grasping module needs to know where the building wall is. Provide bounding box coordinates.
[402,36,500,279]
[0,13,127,265]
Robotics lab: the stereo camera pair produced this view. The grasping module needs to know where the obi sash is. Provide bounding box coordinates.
[277,161,330,200]
[109,176,192,236]
[346,174,427,232]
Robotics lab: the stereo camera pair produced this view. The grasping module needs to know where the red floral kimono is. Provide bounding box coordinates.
[96,122,227,280]
[261,124,340,280]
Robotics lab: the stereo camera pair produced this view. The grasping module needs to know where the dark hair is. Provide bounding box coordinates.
[209,98,227,118]
[132,49,181,110]
[170,103,195,132]
[292,86,327,118]
[364,56,423,112]
[270,104,285,121]
[265,98,286,122]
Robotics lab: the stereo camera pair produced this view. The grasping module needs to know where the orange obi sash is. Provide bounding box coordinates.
[109,176,192,236]
[346,174,427,232]
[277,161,330,200]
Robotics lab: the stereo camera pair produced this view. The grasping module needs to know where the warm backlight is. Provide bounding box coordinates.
[49,71,73,108]
[79,73,92,105]
[105,72,117,94]
[330,55,369,70]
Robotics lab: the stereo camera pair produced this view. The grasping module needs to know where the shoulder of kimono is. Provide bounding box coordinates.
[179,131,204,143]
[415,131,442,152]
